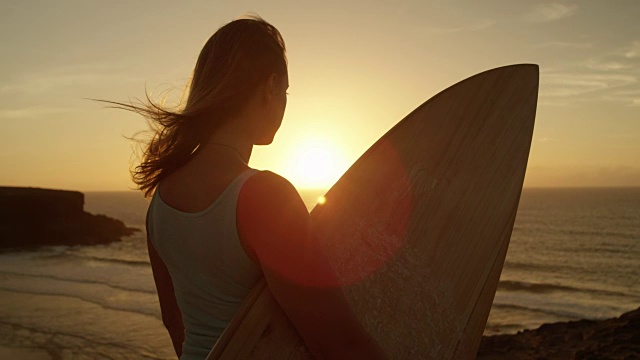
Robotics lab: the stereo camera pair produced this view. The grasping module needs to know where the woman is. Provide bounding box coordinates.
[102,16,384,360]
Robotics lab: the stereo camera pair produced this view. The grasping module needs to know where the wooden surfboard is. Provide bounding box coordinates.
[207,64,539,359]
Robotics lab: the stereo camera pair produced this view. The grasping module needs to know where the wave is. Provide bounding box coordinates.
[554,243,639,256]
[0,245,152,269]
[66,253,150,267]
[503,260,571,273]
[490,302,584,321]
[497,280,630,298]
[0,270,156,295]
[0,244,71,255]
[498,280,576,293]
[0,319,166,360]
[513,225,638,241]
[0,286,159,319]
[557,228,638,240]
[501,259,636,274]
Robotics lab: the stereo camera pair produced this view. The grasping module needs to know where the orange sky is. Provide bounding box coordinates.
[1,1,639,191]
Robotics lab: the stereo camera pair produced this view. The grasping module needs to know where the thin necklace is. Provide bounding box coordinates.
[204,142,248,164]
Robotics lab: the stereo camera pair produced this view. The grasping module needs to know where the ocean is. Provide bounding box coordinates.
[0,187,638,359]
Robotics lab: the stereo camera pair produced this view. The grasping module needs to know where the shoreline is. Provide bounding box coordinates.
[478,306,640,359]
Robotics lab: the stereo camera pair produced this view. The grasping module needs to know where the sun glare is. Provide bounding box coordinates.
[286,138,349,189]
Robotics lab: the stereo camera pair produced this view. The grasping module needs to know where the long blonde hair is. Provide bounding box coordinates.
[94,15,287,197]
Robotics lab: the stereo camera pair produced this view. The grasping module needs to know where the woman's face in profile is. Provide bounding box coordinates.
[276,72,289,127]
[256,72,288,145]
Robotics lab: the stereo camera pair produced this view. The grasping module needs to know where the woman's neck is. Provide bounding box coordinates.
[202,142,251,165]
[204,122,254,164]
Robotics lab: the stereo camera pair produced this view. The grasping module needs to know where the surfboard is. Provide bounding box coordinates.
[207,64,539,359]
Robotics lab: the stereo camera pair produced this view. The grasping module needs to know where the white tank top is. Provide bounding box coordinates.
[148,168,262,360]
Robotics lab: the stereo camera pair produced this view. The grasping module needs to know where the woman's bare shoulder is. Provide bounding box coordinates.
[243,170,298,194]
[239,170,306,216]
[238,170,307,229]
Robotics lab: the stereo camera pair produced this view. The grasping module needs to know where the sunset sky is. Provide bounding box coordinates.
[1,1,639,191]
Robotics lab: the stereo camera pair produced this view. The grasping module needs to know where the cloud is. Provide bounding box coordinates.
[585,60,632,71]
[541,72,636,98]
[623,41,640,59]
[425,19,495,34]
[604,89,640,106]
[584,41,640,71]
[536,137,557,143]
[603,132,640,139]
[541,41,640,106]
[527,3,577,23]
[576,41,640,105]
[537,99,575,107]
[534,41,593,49]
[0,63,142,94]
[0,106,79,119]
[608,89,640,96]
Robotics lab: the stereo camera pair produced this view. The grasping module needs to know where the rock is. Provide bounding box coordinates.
[0,187,139,249]
[477,307,640,359]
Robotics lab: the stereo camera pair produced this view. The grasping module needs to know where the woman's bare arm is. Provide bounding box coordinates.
[237,171,386,359]
[146,216,185,358]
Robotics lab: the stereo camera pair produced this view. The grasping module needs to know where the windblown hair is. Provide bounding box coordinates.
[95,15,287,197]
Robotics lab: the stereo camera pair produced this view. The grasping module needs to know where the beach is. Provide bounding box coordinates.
[0,187,638,359]
[1,308,637,360]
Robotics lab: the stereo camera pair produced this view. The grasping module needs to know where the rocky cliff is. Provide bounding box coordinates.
[477,307,640,359]
[0,187,139,249]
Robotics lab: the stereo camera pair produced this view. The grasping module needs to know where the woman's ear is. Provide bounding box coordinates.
[259,75,276,104]
[267,74,280,97]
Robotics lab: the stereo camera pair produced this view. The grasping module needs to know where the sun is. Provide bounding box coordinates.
[286,138,349,189]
